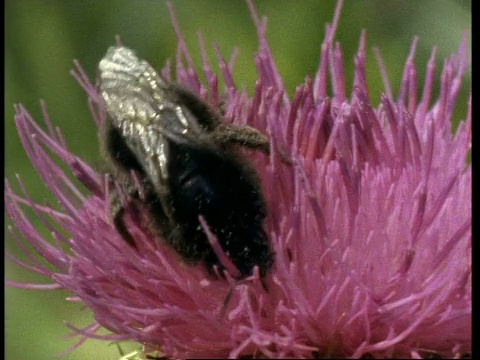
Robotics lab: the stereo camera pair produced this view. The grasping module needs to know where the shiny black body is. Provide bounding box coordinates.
[98,46,273,278]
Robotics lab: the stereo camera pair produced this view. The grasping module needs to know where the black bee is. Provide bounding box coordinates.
[98,46,274,278]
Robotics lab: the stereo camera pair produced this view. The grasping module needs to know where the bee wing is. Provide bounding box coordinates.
[99,46,208,146]
[99,46,215,183]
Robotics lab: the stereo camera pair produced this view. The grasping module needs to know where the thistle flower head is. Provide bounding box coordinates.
[6,1,471,358]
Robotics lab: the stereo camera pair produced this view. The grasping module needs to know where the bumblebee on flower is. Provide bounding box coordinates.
[6,1,470,359]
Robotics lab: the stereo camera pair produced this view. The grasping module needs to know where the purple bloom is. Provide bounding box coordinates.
[6,1,471,359]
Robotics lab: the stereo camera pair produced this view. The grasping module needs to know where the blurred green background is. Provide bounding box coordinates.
[5,1,470,359]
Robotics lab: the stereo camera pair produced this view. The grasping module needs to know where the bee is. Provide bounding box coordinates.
[98,46,274,278]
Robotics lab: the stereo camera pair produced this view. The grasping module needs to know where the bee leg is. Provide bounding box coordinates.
[213,123,293,164]
[212,123,270,152]
[109,182,140,248]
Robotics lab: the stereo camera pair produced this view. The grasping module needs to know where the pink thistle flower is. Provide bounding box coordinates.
[6,1,471,359]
